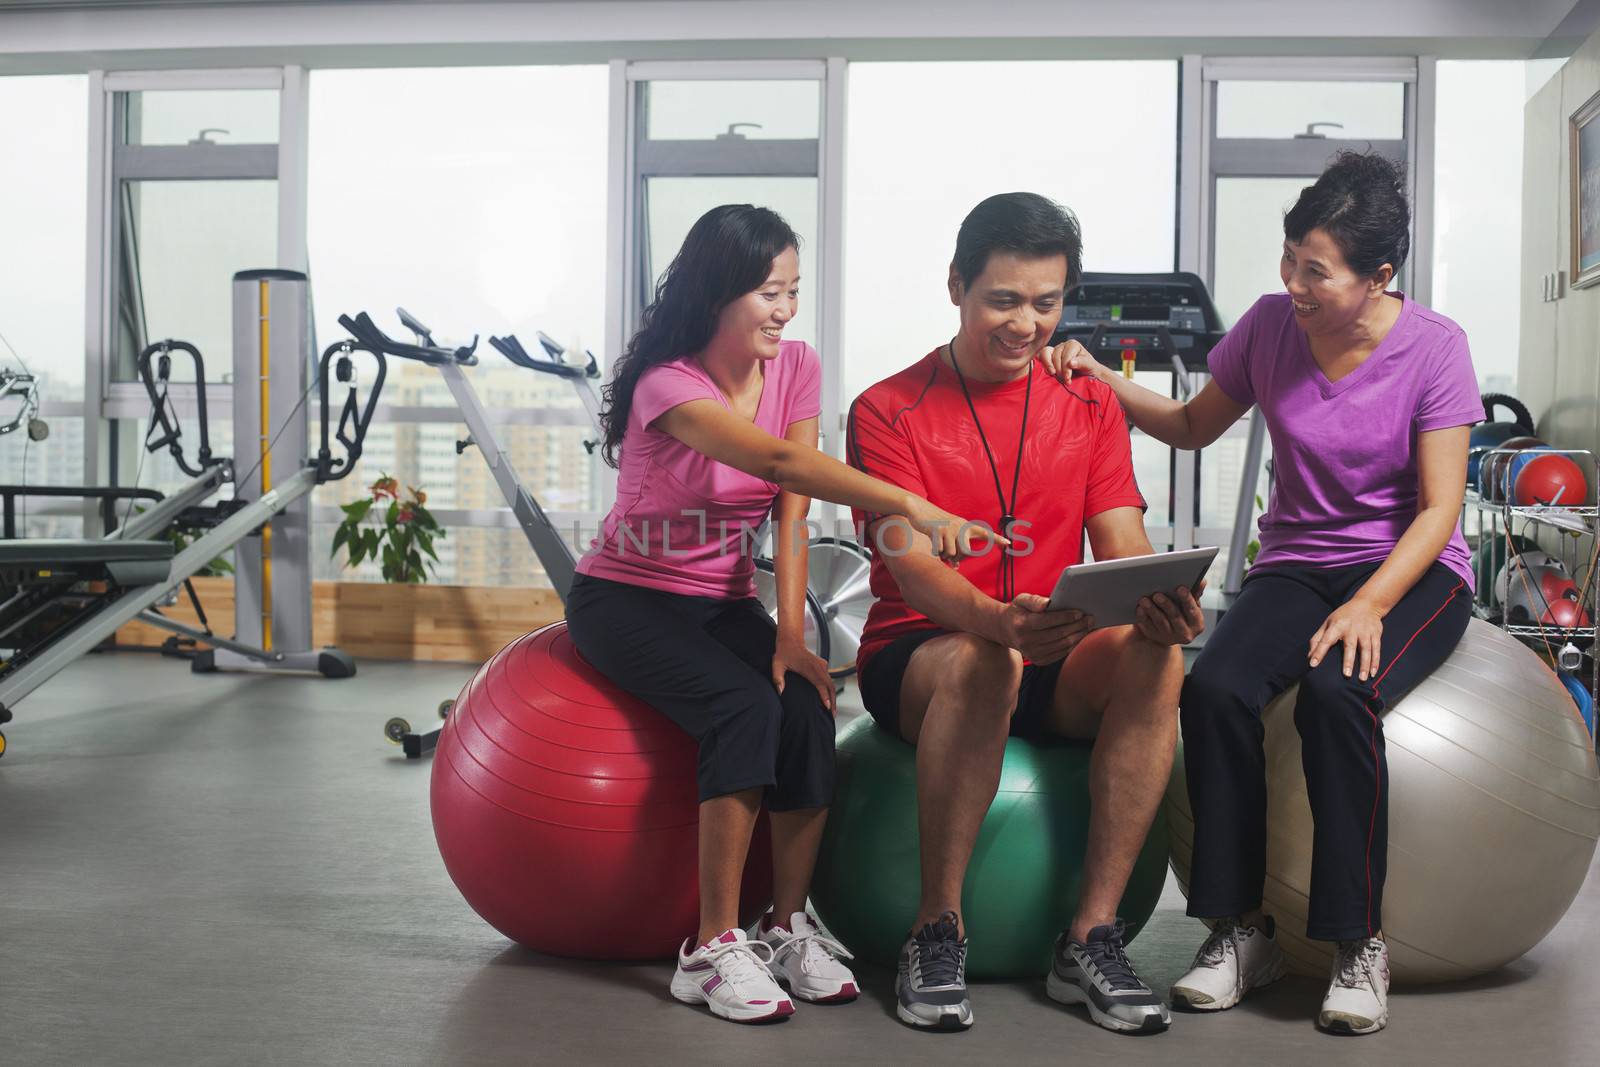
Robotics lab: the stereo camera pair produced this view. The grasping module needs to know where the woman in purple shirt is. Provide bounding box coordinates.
[1051,152,1479,1035]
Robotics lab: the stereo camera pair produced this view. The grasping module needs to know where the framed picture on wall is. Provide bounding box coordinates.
[1571,88,1600,289]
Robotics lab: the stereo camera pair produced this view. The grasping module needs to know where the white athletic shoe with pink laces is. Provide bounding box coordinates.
[670,930,795,1024]
[752,911,860,1004]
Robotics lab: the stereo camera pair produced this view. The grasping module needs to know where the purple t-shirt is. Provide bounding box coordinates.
[577,340,822,600]
[1209,293,1480,590]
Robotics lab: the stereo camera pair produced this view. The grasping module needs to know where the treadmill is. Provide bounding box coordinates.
[1050,271,1226,395]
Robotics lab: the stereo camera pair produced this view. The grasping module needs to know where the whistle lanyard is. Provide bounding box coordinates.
[947,341,1031,602]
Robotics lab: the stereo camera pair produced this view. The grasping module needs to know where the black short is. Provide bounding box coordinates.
[857,628,1065,741]
[564,573,835,809]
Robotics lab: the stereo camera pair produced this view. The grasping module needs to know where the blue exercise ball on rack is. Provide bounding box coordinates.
[1469,393,1537,488]
[1560,671,1596,736]
[1506,445,1556,492]
[1479,437,1546,501]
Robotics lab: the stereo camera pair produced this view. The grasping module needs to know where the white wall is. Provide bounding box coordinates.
[1521,31,1600,463]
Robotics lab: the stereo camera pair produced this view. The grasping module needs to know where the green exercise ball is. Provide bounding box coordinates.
[810,715,1170,979]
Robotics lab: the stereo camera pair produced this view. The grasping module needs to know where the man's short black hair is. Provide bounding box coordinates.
[952,192,1083,290]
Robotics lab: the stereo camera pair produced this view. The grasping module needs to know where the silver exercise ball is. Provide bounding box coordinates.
[1166,619,1600,984]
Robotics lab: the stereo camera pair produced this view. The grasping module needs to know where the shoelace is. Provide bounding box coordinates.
[700,938,779,993]
[1195,919,1242,968]
[1081,920,1145,992]
[1333,940,1384,990]
[772,928,854,975]
[914,934,967,988]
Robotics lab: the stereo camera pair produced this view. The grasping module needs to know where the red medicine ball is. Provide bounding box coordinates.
[1513,453,1588,507]
[430,622,772,959]
[1547,590,1592,630]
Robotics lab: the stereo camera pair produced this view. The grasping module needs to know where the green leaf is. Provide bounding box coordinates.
[343,498,373,523]
[331,524,349,556]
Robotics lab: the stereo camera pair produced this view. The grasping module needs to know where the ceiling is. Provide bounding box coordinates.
[1,0,1596,75]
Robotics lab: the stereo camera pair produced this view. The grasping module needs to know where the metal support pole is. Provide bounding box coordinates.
[1224,408,1268,597]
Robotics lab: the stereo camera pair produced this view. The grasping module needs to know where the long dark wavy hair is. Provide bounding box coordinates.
[599,204,800,468]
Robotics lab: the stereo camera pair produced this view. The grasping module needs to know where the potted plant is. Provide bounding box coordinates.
[331,474,446,583]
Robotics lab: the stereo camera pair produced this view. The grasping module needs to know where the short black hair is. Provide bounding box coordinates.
[1284,151,1410,278]
[952,192,1083,290]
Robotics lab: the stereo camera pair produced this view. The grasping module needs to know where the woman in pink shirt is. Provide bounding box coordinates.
[1052,153,1479,1035]
[565,205,995,1024]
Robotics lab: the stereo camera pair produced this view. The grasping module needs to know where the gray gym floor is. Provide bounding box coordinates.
[2,652,1596,1066]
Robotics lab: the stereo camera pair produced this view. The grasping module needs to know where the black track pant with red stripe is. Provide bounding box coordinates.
[1180,560,1470,941]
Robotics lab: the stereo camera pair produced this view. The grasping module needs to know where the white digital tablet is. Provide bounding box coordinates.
[1046,547,1219,627]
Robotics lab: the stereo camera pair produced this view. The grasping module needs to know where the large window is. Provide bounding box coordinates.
[635,78,822,348]
[0,75,89,536]
[306,65,609,587]
[111,87,281,385]
[1433,59,1564,394]
[843,61,1179,404]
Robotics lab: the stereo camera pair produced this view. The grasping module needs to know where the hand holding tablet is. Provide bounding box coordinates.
[1047,547,1218,629]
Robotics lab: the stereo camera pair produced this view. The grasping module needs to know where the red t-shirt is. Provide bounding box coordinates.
[846,350,1146,675]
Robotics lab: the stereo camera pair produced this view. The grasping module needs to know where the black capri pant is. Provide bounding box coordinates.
[564,572,835,810]
[1180,560,1470,942]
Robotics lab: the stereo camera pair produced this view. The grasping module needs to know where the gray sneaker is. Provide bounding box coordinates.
[1046,921,1171,1035]
[895,912,973,1030]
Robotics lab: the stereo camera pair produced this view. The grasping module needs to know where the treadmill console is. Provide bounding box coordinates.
[1051,271,1226,374]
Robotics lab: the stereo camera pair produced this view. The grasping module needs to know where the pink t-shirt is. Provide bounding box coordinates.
[1208,293,1481,590]
[577,340,822,599]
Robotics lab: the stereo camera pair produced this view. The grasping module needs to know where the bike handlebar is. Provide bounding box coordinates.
[337,310,478,367]
[488,332,599,381]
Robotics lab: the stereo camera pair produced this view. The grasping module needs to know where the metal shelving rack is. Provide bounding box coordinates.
[1462,447,1598,739]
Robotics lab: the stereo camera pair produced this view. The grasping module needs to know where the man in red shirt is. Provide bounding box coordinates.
[846,193,1205,1035]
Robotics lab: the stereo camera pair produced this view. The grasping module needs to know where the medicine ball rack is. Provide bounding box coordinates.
[1461,445,1599,740]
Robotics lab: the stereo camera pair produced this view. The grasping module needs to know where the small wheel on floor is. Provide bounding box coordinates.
[0,729,7,758]
[384,717,411,745]
[438,699,454,720]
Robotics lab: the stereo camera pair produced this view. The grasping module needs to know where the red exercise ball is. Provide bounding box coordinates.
[430,621,772,959]
[1513,453,1588,507]
[1547,591,1592,630]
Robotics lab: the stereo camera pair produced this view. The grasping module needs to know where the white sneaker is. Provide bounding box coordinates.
[753,910,860,1004]
[1170,917,1286,1012]
[1319,937,1389,1035]
[669,930,795,1024]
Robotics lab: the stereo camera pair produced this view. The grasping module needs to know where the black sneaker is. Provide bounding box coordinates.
[894,912,973,1030]
[1046,921,1170,1034]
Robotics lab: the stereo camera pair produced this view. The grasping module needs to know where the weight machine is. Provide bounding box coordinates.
[0,271,383,756]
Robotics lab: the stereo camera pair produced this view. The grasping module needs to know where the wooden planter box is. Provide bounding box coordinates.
[116,577,564,664]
